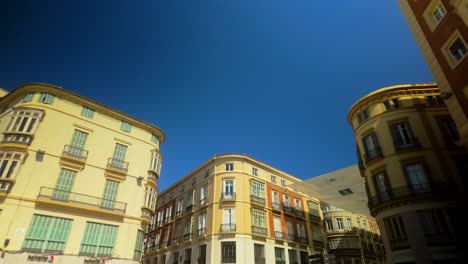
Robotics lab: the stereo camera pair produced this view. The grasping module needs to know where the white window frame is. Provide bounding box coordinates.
[442,30,468,68]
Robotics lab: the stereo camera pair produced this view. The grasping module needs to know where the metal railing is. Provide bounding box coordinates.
[106,157,129,172]
[197,228,206,236]
[294,209,305,218]
[62,144,89,161]
[394,137,420,151]
[175,210,182,218]
[272,202,282,211]
[296,236,308,244]
[274,231,285,239]
[364,147,382,163]
[199,197,208,206]
[183,233,192,241]
[287,234,297,242]
[252,226,267,235]
[38,186,126,213]
[220,224,236,232]
[250,195,266,205]
[308,214,321,222]
[186,204,194,212]
[368,183,447,210]
[221,192,236,200]
[283,205,294,214]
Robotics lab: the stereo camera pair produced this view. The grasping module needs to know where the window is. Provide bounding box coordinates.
[4,108,43,144]
[101,180,119,209]
[187,189,195,206]
[336,218,344,230]
[427,95,444,105]
[120,121,132,133]
[308,201,320,216]
[383,99,399,110]
[357,109,369,124]
[444,33,468,66]
[200,186,208,205]
[0,152,23,191]
[184,217,194,238]
[362,133,381,162]
[68,129,89,158]
[223,180,235,199]
[221,242,236,263]
[328,237,359,249]
[274,247,285,264]
[251,180,265,198]
[176,199,183,217]
[404,163,430,191]
[432,3,446,22]
[185,248,192,264]
[149,150,163,176]
[391,122,418,150]
[272,191,280,206]
[347,218,353,230]
[223,209,235,231]
[252,168,258,176]
[325,219,334,231]
[297,223,306,238]
[273,217,282,236]
[338,188,353,195]
[254,244,265,264]
[294,199,302,211]
[110,143,128,169]
[283,194,290,207]
[311,224,324,242]
[198,245,207,264]
[384,215,408,250]
[22,214,73,253]
[383,100,391,110]
[424,1,447,30]
[300,252,308,264]
[252,209,266,227]
[52,169,77,201]
[225,163,234,171]
[133,230,144,260]
[198,212,207,236]
[281,180,286,187]
[439,118,460,145]
[418,209,452,242]
[80,106,95,119]
[172,252,179,264]
[286,220,294,238]
[22,92,35,102]
[80,222,118,256]
[288,249,298,264]
[271,175,276,184]
[374,171,391,202]
[151,133,159,145]
[144,185,157,210]
[38,93,55,104]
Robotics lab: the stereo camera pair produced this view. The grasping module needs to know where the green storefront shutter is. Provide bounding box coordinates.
[23,215,72,252]
[80,222,99,254]
[52,169,77,201]
[98,224,118,256]
[134,230,144,259]
[101,180,119,209]
[23,215,51,250]
[80,222,118,257]
[69,130,88,157]
[46,217,72,251]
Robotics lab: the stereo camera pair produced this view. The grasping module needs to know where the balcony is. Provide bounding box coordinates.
[221,192,236,200]
[283,205,294,214]
[287,234,297,242]
[175,210,182,218]
[272,202,282,211]
[308,214,321,223]
[199,197,208,206]
[296,236,308,244]
[220,224,236,232]
[106,157,129,173]
[251,226,267,236]
[183,233,192,241]
[62,145,89,161]
[1,132,33,146]
[141,207,152,223]
[197,228,206,236]
[394,137,420,151]
[368,183,449,212]
[37,186,127,214]
[172,237,180,244]
[186,204,194,212]
[250,195,265,205]
[274,231,285,239]
[364,147,383,164]
[294,209,305,218]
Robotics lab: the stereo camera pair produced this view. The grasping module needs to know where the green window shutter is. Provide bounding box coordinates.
[111,143,128,169]
[23,215,72,252]
[151,133,159,144]
[98,224,118,255]
[45,217,73,251]
[52,169,77,201]
[38,93,55,104]
[80,222,118,257]
[80,106,95,119]
[120,121,132,133]
[22,92,35,102]
[69,129,88,156]
[101,180,119,209]
[133,230,144,259]
[80,222,100,255]
[23,215,51,250]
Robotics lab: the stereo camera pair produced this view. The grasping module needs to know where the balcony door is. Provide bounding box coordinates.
[374,172,390,202]
[405,163,430,192]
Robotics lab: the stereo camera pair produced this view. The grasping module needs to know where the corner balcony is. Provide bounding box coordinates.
[364,147,383,164]
[271,202,282,211]
[251,226,267,236]
[220,224,236,233]
[37,186,127,216]
[141,207,153,223]
[1,132,33,146]
[221,192,236,201]
[250,195,265,205]
[105,158,129,181]
[368,183,449,213]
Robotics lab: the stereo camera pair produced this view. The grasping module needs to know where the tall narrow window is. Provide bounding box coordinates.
[391,122,417,150]
[68,129,88,158]
[283,195,290,207]
[176,199,183,217]
[52,169,77,201]
[0,152,23,181]
[271,175,276,184]
[274,247,285,264]
[133,230,145,260]
[22,214,73,253]
[38,93,55,104]
[336,218,344,230]
[4,108,43,145]
[111,143,128,170]
[404,163,430,191]
[347,218,353,230]
[223,209,235,232]
[80,106,95,119]
[221,242,236,264]
[252,209,266,227]
[439,118,460,145]
[80,222,118,256]
[294,199,302,211]
[252,168,258,176]
[200,186,208,205]
[362,133,381,162]
[286,220,294,239]
[384,215,409,250]
[254,244,265,264]
[288,249,298,264]
[198,212,207,236]
[185,248,192,264]
[251,180,265,198]
[273,217,283,238]
[120,121,132,133]
[198,245,207,264]
[325,219,334,231]
[374,172,391,202]
[149,150,162,176]
[101,180,119,209]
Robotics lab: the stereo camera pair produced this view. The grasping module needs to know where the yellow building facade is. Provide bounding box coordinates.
[143,153,327,264]
[0,83,164,264]
[348,83,466,263]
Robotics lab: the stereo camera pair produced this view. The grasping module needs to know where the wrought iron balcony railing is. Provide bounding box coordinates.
[393,137,420,151]
[183,233,192,241]
[251,226,267,236]
[250,195,266,205]
[106,157,129,172]
[221,192,236,200]
[283,205,294,214]
[62,145,89,160]
[197,228,206,236]
[274,231,285,239]
[296,236,308,244]
[199,197,208,206]
[272,202,282,211]
[220,224,236,232]
[364,147,383,163]
[294,209,305,218]
[287,234,297,242]
[308,214,321,222]
[38,186,127,213]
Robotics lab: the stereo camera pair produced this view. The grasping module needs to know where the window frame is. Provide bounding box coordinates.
[442,30,468,68]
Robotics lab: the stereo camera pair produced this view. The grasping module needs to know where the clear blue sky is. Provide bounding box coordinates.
[2,0,433,191]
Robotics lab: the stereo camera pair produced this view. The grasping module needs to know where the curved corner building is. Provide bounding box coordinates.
[0,83,164,263]
[347,83,467,263]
